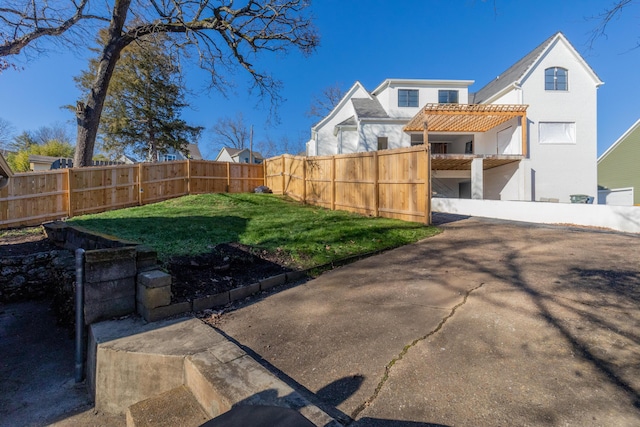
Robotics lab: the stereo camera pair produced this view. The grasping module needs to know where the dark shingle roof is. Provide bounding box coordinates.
[472,32,559,104]
[352,98,388,119]
[337,116,357,126]
[185,143,202,160]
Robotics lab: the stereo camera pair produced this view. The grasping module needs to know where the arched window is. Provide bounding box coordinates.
[545,67,568,91]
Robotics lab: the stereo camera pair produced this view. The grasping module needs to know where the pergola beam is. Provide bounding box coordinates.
[403,103,529,157]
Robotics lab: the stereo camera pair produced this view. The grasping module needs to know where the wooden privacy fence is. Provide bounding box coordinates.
[265,146,431,224]
[0,160,264,228]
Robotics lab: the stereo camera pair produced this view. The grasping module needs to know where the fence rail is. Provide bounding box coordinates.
[265,146,431,224]
[0,160,264,228]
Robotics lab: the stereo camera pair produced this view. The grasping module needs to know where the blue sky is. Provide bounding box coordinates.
[0,0,638,159]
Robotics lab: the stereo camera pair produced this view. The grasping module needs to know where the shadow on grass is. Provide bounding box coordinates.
[68,215,248,261]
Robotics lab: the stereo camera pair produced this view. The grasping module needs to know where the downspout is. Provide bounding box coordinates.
[75,248,85,383]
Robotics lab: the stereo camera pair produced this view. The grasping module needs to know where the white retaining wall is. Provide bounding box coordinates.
[433,198,640,234]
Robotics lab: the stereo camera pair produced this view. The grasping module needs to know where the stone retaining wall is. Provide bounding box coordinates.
[0,250,75,303]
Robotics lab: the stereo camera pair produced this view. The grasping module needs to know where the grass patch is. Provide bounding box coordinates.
[0,226,43,239]
[67,193,440,268]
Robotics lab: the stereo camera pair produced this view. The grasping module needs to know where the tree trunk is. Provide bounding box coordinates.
[74,0,132,167]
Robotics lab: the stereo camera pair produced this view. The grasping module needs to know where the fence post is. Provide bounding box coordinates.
[187,159,191,195]
[137,163,143,206]
[373,151,379,218]
[226,162,231,193]
[302,157,307,204]
[331,155,336,211]
[66,168,73,218]
[281,155,286,195]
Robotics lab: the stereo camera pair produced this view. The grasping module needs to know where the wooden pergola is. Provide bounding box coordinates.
[403,103,529,157]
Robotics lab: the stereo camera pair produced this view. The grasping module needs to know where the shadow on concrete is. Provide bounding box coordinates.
[0,300,93,427]
[394,218,640,412]
[430,212,470,226]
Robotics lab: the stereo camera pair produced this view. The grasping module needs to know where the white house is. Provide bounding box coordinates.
[215,147,264,164]
[307,32,603,203]
[161,143,203,162]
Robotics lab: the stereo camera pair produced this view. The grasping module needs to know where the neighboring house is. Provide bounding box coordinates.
[28,155,71,171]
[215,147,264,164]
[116,154,138,164]
[160,143,203,162]
[0,152,13,188]
[307,32,603,203]
[597,119,640,205]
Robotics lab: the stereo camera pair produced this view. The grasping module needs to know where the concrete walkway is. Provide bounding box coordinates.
[214,215,640,426]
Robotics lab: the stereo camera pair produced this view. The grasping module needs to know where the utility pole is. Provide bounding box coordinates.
[249,125,254,164]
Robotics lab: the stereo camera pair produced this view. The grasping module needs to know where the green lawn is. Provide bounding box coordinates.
[67,193,440,268]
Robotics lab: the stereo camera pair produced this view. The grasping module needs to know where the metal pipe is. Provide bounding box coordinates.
[75,248,85,383]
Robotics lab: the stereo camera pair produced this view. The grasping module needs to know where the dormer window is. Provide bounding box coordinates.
[398,89,419,107]
[545,67,568,91]
[438,90,459,104]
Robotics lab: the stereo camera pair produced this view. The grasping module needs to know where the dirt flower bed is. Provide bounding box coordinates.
[0,229,295,307]
[164,243,294,303]
[0,231,59,255]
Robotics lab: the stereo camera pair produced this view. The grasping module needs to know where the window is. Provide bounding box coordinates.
[410,134,424,146]
[539,122,576,144]
[398,89,419,107]
[465,141,473,154]
[163,154,177,161]
[438,90,459,104]
[377,137,388,150]
[545,67,568,91]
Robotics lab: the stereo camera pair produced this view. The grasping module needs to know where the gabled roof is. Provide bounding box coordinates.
[312,81,372,131]
[336,116,357,126]
[221,147,243,157]
[472,32,603,104]
[217,146,264,161]
[185,143,203,160]
[352,98,388,119]
[598,118,640,163]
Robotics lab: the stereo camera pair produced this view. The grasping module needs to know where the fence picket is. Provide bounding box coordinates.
[0,160,265,228]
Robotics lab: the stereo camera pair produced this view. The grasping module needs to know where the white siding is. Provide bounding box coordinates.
[519,38,599,203]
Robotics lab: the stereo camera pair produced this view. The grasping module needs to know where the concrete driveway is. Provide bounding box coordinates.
[213,214,640,426]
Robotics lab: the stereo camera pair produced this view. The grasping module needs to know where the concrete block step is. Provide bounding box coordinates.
[89,317,228,414]
[126,385,209,427]
[185,346,338,427]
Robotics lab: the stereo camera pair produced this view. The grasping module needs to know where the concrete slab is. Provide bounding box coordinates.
[0,301,94,427]
[214,215,640,426]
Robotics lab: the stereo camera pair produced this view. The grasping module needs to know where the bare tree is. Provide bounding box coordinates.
[587,0,639,50]
[72,0,317,167]
[0,118,15,149]
[210,113,250,150]
[306,82,345,120]
[1,1,318,166]
[0,0,107,71]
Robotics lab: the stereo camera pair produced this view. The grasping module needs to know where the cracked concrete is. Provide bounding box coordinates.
[214,214,640,426]
[350,282,485,420]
